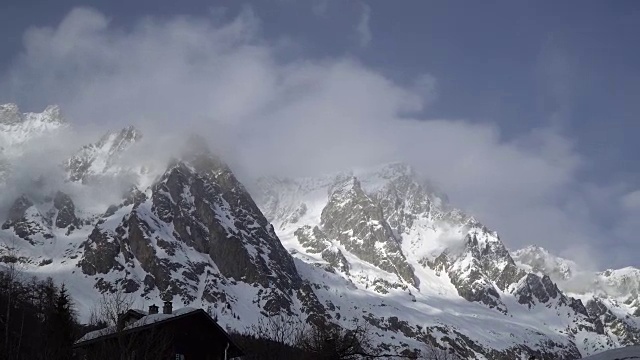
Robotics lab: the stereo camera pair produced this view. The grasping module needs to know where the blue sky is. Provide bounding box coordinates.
[1,1,639,268]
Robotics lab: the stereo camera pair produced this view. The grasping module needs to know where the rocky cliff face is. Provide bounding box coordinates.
[0,104,65,137]
[3,103,640,359]
[65,125,142,183]
[317,175,415,286]
[513,246,640,354]
[0,191,83,246]
[75,145,327,319]
[255,163,640,358]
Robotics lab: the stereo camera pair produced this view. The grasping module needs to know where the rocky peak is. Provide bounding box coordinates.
[4,195,33,223]
[95,125,141,151]
[0,103,66,126]
[358,164,480,236]
[512,245,577,281]
[0,103,22,125]
[78,152,315,314]
[431,238,508,312]
[40,105,63,121]
[1,195,53,245]
[515,273,560,307]
[179,148,231,181]
[358,162,450,205]
[66,125,142,183]
[319,175,416,286]
[0,104,67,153]
[23,104,66,125]
[585,297,640,345]
[52,191,79,229]
[5,102,640,359]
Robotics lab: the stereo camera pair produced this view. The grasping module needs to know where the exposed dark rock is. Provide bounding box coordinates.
[319,176,416,286]
[426,233,510,312]
[585,297,640,344]
[2,195,53,244]
[78,227,124,276]
[321,247,350,274]
[53,191,79,229]
[448,261,506,313]
[75,147,324,316]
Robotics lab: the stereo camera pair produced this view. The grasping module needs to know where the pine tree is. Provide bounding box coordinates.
[38,277,59,360]
[51,283,75,360]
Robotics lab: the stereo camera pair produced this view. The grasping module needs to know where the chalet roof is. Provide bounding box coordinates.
[74,307,243,356]
[76,307,201,344]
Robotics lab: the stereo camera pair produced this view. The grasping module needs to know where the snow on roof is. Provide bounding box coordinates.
[76,307,200,344]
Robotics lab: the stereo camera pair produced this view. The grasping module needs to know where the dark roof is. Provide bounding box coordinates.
[122,308,147,321]
[74,307,243,356]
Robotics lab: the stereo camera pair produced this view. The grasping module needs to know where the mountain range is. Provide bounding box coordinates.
[1,103,640,359]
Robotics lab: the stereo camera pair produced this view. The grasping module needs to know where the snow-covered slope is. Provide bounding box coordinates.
[253,163,640,358]
[582,345,640,359]
[2,103,640,359]
[514,246,640,353]
[0,103,67,152]
[65,125,143,183]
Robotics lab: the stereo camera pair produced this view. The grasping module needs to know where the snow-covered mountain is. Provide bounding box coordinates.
[514,246,640,302]
[0,103,67,150]
[253,164,640,358]
[582,345,640,359]
[2,104,640,359]
[512,245,578,281]
[0,104,68,182]
[65,125,142,183]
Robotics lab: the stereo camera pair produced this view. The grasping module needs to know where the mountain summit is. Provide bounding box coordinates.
[0,103,66,147]
[2,105,640,359]
[65,125,142,183]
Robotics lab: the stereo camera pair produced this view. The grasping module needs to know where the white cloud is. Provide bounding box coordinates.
[0,7,637,269]
[621,190,640,209]
[355,3,372,48]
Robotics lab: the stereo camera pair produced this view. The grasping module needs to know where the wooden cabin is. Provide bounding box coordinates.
[73,301,243,360]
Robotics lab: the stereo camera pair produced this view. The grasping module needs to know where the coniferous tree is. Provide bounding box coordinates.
[1,270,80,360]
[41,277,59,360]
[51,284,75,360]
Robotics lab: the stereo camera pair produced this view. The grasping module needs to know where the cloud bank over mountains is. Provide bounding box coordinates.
[0,7,638,269]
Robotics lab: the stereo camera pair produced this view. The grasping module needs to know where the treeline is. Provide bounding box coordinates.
[1,264,460,360]
[228,313,460,360]
[0,270,78,360]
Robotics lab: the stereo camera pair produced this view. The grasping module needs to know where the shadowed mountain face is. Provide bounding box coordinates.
[76,147,325,316]
[2,104,640,359]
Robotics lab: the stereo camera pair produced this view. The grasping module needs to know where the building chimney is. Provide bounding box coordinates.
[148,304,159,315]
[162,300,172,315]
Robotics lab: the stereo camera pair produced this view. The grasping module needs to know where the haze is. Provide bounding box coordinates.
[1,1,639,269]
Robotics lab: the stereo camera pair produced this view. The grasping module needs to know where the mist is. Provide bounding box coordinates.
[0,6,638,270]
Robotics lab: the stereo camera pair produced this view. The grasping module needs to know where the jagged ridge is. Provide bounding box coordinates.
[2,104,640,358]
